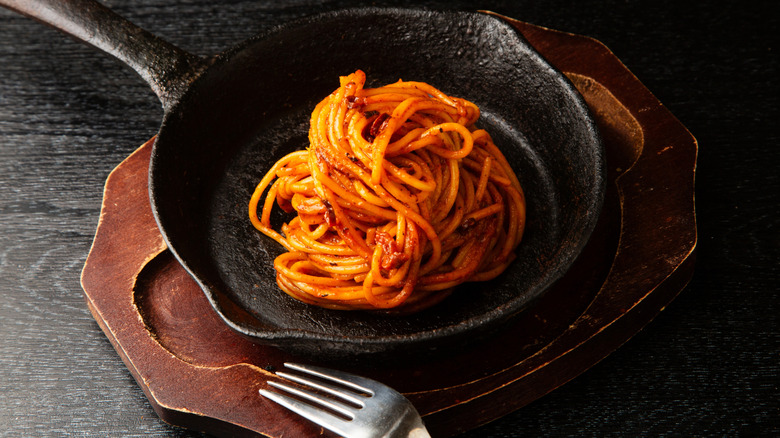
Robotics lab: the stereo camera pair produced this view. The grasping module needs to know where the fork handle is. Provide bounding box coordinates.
[408,427,432,438]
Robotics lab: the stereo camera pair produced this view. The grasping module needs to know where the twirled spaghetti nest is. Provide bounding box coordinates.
[249,70,525,311]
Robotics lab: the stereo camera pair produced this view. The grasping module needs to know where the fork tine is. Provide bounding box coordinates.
[284,362,376,394]
[259,387,354,437]
[265,381,355,419]
[276,370,366,407]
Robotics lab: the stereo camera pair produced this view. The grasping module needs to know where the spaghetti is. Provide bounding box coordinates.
[249,70,525,311]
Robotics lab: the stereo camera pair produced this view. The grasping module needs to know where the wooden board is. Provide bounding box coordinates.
[80,17,697,437]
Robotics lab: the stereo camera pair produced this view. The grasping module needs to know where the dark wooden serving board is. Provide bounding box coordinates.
[80,17,697,437]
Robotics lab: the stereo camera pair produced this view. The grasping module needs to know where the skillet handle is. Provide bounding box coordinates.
[0,0,208,111]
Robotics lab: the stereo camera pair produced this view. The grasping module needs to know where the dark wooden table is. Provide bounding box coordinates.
[1,1,777,436]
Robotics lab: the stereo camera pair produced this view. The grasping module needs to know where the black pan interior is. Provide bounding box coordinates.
[149,8,604,358]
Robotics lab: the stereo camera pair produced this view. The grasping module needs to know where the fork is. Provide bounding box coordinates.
[260,362,432,438]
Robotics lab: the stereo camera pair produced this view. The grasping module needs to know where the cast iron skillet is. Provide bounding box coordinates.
[3,0,605,361]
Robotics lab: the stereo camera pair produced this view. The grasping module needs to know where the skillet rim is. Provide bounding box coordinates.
[148,6,607,353]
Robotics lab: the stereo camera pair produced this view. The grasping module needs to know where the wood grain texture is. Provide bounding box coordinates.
[1,1,777,437]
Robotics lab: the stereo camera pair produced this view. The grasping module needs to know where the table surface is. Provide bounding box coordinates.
[1,1,777,437]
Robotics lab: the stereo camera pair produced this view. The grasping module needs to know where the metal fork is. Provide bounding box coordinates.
[260,362,431,438]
